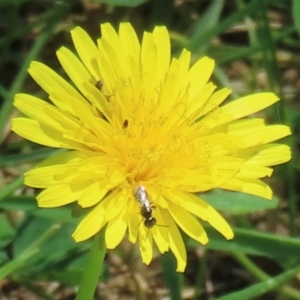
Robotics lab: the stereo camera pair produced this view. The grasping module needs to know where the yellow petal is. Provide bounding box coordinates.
[153,26,170,81]
[128,206,140,244]
[138,225,153,265]
[72,202,106,242]
[242,125,291,147]
[227,118,265,134]
[172,190,234,240]
[241,144,291,166]
[119,23,140,61]
[99,37,126,79]
[78,181,109,208]
[219,178,273,199]
[71,26,101,79]
[105,210,128,249]
[25,164,77,188]
[141,34,158,107]
[147,186,169,209]
[11,118,60,148]
[187,56,215,98]
[28,62,87,111]
[81,82,112,121]
[162,188,209,220]
[202,93,279,128]
[103,188,130,221]
[201,87,232,116]
[152,207,169,253]
[236,164,273,179]
[12,117,89,151]
[186,193,234,240]
[36,150,81,168]
[162,211,187,272]
[168,201,208,245]
[222,93,279,120]
[187,83,217,121]
[37,185,79,207]
[14,93,80,132]
[56,46,95,94]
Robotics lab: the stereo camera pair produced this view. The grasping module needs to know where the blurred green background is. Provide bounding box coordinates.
[1,0,300,299]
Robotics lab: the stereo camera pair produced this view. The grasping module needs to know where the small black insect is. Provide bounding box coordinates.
[123,119,129,129]
[95,80,103,90]
[134,185,156,228]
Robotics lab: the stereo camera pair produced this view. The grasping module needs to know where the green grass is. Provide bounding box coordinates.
[0,0,299,299]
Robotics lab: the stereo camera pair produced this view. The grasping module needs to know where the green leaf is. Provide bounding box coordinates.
[293,0,300,35]
[188,0,259,54]
[200,189,278,214]
[50,255,88,285]
[0,177,24,201]
[189,0,225,52]
[75,231,106,300]
[0,1,73,143]
[216,265,300,300]
[13,217,55,258]
[0,214,16,248]
[189,225,300,259]
[255,1,280,91]
[12,216,81,275]
[0,223,59,280]
[0,148,60,168]
[34,207,77,224]
[149,0,174,26]
[161,252,183,300]
[0,246,39,281]
[92,0,146,7]
[0,196,38,212]
[0,0,23,6]
[0,196,76,224]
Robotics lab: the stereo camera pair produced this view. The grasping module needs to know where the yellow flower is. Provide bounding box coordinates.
[11,22,291,272]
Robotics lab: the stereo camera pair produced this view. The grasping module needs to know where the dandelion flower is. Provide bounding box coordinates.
[12,23,291,272]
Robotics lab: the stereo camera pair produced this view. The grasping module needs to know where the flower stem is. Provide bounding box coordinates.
[75,230,106,300]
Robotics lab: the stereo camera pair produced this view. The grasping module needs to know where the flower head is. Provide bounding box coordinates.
[12,23,291,271]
